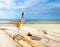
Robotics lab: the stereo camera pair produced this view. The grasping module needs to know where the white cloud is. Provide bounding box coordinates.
[0,3,4,8]
[13,0,37,8]
[0,0,38,9]
[0,0,60,11]
[0,10,19,20]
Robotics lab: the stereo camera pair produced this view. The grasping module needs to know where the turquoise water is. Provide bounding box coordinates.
[25,20,60,24]
[0,20,60,24]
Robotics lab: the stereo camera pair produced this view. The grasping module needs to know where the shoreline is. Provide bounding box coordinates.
[0,20,60,24]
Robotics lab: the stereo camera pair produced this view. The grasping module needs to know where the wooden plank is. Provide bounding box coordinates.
[39,30,60,43]
[21,36,47,47]
[0,30,21,47]
[2,29,24,47]
[4,29,46,47]
[4,28,60,47]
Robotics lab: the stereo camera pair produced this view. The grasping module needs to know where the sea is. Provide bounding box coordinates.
[0,19,60,24]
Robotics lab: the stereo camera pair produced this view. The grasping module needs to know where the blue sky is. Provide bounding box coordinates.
[0,0,60,20]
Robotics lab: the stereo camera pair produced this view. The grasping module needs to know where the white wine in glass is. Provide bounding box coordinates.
[15,12,25,33]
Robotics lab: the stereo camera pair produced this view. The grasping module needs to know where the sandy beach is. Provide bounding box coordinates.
[0,23,60,47]
[0,23,60,36]
[24,24,60,33]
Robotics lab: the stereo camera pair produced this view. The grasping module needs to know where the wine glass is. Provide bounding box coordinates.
[13,12,25,40]
[15,12,25,33]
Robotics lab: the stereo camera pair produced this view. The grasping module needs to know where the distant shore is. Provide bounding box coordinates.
[0,20,60,24]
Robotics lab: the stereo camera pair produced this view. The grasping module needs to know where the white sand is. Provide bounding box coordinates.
[0,24,60,47]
